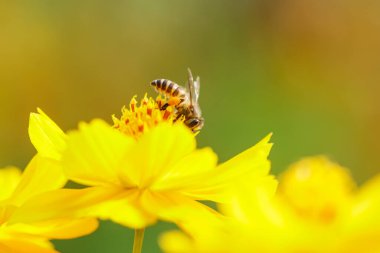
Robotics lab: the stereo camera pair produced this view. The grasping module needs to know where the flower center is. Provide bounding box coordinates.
[113,94,181,138]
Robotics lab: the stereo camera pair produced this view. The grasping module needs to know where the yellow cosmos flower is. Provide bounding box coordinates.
[273,156,380,252]
[27,95,274,252]
[0,156,97,253]
[161,156,380,253]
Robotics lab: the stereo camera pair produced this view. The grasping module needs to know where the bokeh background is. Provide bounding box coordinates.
[1,1,380,252]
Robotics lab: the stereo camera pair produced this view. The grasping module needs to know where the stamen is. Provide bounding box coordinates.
[147,107,152,116]
[113,95,179,138]
[130,96,137,112]
[163,110,171,120]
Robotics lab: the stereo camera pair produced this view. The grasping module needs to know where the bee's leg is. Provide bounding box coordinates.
[161,97,181,110]
[168,97,181,106]
[173,113,183,122]
[160,103,169,110]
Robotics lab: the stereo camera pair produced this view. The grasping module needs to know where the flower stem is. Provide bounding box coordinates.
[132,228,145,253]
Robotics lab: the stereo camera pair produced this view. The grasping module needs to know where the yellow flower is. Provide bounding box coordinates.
[27,95,274,230]
[0,156,97,253]
[278,156,355,226]
[275,156,380,252]
[160,156,380,253]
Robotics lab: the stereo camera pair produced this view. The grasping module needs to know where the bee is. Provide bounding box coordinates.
[150,68,204,132]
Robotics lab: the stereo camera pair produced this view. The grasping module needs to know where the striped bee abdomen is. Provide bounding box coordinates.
[150,79,186,98]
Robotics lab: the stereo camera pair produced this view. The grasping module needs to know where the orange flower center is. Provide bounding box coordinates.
[113,95,182,138]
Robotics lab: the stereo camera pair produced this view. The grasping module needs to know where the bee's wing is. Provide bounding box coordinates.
[187,68,200,105]
[194,75,200,102]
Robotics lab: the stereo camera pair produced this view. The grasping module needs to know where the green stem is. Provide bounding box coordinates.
[132,228,145,253]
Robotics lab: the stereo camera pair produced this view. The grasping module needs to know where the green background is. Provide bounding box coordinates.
[1,1,380,252]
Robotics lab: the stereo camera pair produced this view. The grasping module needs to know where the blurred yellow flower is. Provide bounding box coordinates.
[0,156,97,253]
[27,95,274,230]
[160,156,380,253]
[278,156,355,226]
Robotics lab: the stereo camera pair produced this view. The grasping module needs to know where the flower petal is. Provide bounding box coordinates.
[0,233,58,253]
[217,133,273,176]
[7,155,66,206]
[63,120,135,186]
[29,108,67,161]
[159,231,195,253]
[7,218,98,239]
[88,189,156,229]
[8,187,120,224]
[151,147,217,191]
[10,183,154,229]
[140,190,221,227]
[0,167,21,202]
[181,133,273,202]
[120,123,196,188]
[159,209,227,253]
[219,175,279,224]
[349,174,380,234]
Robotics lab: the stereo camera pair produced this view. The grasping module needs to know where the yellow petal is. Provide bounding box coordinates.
[219,175,279,224]
[217,133,273,176]
[39,218,98,239]
[349,174,380,238]
[7,218,98,239]
[140,190,221,227]
[159,231,195,253]
[121,123,196,188]
[0,205,17,225]
[88,189,156,229]
[0,232,57,253]
[0,167,21,202]
[155,192,227,253]
[11,183,154,229]
[183,134,273,202]
[63,119,135,186]
[7,155,66,206]
[8,187,120,224]
[151,147,217,191]
[29,108,67,160]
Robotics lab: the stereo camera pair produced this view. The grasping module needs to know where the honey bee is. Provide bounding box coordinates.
[150,68,204,132]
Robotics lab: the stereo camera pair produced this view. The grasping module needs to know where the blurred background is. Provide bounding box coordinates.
[1,0,380,252]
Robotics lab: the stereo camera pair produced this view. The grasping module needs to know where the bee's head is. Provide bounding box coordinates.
[185,117,204,133]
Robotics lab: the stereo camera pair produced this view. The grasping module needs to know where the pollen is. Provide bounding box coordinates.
[113,94,181,138]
